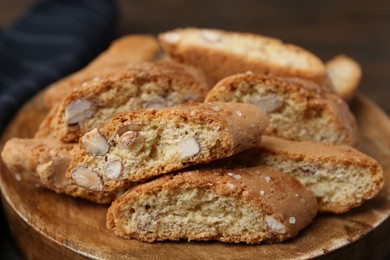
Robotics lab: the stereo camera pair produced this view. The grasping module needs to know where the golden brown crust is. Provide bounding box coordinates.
[67,102,269,194]
[159,28,327,87]
[205,73,359,146]
[47,60,209,142]
[107,166,318,243]
[44,35,161,108]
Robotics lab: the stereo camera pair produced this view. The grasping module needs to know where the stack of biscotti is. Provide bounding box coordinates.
[1,28,384,245]
[2,57,212,202]
[2,102,270,201]
[1,101,320,244]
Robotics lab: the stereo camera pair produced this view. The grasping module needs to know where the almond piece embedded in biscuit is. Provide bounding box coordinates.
[65,99,95,125]
[119,131,140,146]
[174,136,200,159]
[81,128,109,156]
[265,216,286,234]
[117,124,143,136]
[71,166,103,191]
[105,160,123,180]
[248,95,284,113]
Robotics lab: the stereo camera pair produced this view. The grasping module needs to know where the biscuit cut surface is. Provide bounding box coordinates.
[1,138,119,203]
[227,136,384,213]
[107,166,318,243]
[159,28,326,86]
[44,35,161,108]
[326,55,362,100]
[47,60,209,142]
[67,102,269,194]
[205,73,359,146]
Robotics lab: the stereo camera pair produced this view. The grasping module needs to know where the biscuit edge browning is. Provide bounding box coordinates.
[107,166,318,244]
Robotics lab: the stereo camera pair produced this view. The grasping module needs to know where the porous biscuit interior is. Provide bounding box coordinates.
[208,80,347,144]
[73,118,229,189]
[261,155,380,213]
[59,76,203,142]
[81,78,200,127]
[108,188,284,243]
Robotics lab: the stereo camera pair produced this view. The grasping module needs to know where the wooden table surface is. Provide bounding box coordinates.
[1,0,389,259]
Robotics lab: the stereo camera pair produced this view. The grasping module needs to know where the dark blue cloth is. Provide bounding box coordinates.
[0,0,117,133]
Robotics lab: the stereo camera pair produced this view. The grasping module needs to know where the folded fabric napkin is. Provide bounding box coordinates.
[0,0,117,133]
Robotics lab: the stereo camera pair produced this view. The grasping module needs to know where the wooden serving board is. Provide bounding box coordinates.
[1,93,390,259]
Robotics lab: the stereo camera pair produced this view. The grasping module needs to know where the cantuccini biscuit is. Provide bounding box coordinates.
[44,35,161,108]
[159,28,327,87]
[205,73,359,146]
[1,138,120,203]
[326,55,362,100]
[107,166,318,243]
[38,61,209,142]
[223,136,383,213]
[66,102,269,194]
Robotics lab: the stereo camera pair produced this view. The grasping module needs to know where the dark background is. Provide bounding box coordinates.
[1,0,389,259]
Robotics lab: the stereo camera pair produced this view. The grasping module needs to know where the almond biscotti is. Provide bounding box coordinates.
[326,55,362,100]
[67,102,269,194]
[107,166,318,243]
[38,61,209,142]
[225,136,383,213]
[44,35,161,108]
[159,28,327,87]
[205,73,359,146]
[1,138,120,203]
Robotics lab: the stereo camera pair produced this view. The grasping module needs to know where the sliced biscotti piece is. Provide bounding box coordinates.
[44,35,161,108]
[226,136,384,213]
[326,55,362,100]
[1,138,120,203]
[49,60,209,142]
[67,102,269,194]
[107,166,318,243]
[159,28,327,87]
[205,73,359,146]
